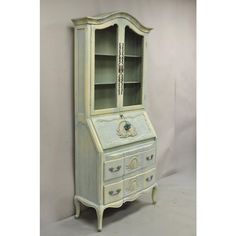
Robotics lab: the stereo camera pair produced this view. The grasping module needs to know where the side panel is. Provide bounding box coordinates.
[75,122,99,204]
[75,28,85,117]
[74,28,100,204]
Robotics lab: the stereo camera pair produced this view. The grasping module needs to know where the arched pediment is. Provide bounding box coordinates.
[72,11,152,33]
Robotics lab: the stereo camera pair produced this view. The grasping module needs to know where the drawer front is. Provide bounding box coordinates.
[143,149,156,168]
[104,158,123,181]
[104,151,123,160]
[143,169,156,189]
[124,174,143,197]
[124,153,142,175]
[104,181,123,204]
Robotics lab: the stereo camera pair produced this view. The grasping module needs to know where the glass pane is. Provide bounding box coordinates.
[94,25,117,110]
[123,26,143,106]
[95,84,116,109]
[95,25,117,55]
[123,83,142,106]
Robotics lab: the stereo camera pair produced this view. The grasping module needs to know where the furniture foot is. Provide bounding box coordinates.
[152,185,158,205]
[74,196,80,219]
[96,207,104,232]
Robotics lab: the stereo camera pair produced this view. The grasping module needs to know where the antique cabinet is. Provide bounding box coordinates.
[72,12,158,231]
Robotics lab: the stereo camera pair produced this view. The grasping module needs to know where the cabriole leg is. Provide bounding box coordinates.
[74,196,80,219]
[96,207,104,232]
[152,185,158,205]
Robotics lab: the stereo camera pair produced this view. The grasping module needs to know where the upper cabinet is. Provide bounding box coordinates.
[72,12,152,116]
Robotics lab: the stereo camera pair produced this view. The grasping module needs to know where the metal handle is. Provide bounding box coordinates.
[146,154,154,161]
[109,189,121,196]
[146,175,153,182]
[109,165,121,173]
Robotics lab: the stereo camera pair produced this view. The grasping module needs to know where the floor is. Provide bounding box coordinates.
[41,169,196,236]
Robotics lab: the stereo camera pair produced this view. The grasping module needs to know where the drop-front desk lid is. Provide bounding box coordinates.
[91,111,156,150]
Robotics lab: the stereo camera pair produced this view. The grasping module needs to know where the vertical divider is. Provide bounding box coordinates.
[117,23,125,110]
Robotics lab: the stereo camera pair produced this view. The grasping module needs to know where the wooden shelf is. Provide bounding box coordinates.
[125,54,142,58]
[95,82,116,85]
[124,81,141,84]
[95,53,117,57]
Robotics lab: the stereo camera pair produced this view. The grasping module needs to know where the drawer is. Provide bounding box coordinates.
[124,174,143,197]
[104,158,123,181]
[104,151,123,160]
[104,181,123,204]
[143,169,156,189]
[143,149,156,168]
[124,153,142,175]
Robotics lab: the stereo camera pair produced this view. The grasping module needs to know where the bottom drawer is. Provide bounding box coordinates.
[143,169,156,189]
[104,181,123,204]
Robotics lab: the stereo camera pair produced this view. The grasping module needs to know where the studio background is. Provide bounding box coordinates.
[41,0,196,235]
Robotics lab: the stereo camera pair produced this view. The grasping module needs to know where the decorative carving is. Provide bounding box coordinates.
[126,157,139,170]
[117,120,137,138]
[118,43,125,95]
[126,179,138,192]
[72,12,153,33]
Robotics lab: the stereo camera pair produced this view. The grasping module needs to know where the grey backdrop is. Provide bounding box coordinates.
[41,0,196,230]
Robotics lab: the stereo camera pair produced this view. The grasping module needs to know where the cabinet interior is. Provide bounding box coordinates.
[94,24,144,110]
[95,25,118,110]
[123,26,143,106]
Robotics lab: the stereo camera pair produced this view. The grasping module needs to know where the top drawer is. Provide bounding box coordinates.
[103,141,157,181]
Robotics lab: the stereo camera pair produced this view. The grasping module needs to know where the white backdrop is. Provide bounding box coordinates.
[41,0,196,227]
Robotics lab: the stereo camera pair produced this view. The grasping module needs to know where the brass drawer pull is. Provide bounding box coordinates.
[146,175,153,182]
[146,154,154,161]
[109,189,121,196]
[109,165,121,173]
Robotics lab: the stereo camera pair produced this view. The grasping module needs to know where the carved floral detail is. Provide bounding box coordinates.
[116,120,137,138]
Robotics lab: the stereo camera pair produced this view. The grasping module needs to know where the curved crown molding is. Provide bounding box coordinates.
[72,11,153,33]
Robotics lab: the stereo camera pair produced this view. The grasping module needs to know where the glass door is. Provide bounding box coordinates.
[94,25,118,110]
[123,26,143,107]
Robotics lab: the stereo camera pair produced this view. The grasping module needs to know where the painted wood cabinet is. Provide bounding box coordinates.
[72,12,158,231]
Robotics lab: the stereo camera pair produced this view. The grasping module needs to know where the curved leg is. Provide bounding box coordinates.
[74,196,80,219]
[96,207,104,232]
[152,185,158,205]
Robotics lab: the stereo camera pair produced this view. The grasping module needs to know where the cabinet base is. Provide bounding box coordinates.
[74,183,158,232]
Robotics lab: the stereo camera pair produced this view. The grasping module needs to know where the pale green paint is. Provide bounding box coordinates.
[73,12,157,232]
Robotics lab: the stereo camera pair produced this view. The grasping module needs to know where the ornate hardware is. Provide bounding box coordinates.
[116,114,137,138]
[124,122,131,131]
[109,189,121,196]
[127,158,139,170]
[146,175,153,182]
[109,165,121,173]
[146,154,154,161]
[118,42,125,95]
